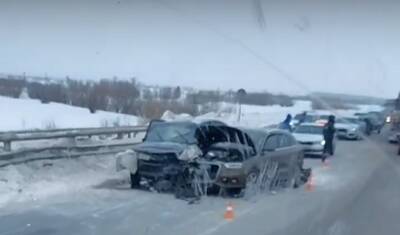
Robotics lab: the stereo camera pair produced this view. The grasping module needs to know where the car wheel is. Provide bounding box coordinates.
[130,173,140,189]
[293,156,304,188]
[264,161,279,190]
[246,170,259,186]
[244,170,260,197]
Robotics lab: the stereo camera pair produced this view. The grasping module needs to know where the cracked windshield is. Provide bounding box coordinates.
[1,0,400,235]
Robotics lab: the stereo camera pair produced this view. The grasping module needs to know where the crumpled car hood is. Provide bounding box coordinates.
[132,142,187,155]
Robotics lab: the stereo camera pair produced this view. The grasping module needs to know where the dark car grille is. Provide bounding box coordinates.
[207,164,220,180]
[139,160,165,173]
[138,153,179,178]
[337,128,347,133]
[299,141,313,145]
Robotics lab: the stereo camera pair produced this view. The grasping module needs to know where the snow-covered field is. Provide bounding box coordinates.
[0,96,140,131]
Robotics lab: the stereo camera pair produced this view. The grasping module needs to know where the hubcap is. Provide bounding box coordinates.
[247,172,258,185]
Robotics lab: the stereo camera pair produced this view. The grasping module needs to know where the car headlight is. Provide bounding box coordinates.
[351,128,357,132]
[116,150,138,173]
[320,140,326,146]
[177,145,202,161]
[224,162,243,169]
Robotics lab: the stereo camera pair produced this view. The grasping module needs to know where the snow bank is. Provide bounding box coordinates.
[161,110,193,121]
[0,155,123,207]
[195,100,312,128]
[0,96,140,131]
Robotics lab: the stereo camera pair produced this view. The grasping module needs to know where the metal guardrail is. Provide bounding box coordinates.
[0,126,148,152]
[0,140,141,167]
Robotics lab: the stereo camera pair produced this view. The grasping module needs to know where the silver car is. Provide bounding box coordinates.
[292,123,336,157]
[335,117,365,140]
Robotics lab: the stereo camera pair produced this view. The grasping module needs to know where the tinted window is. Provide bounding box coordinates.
[264,135,279,150]
[304,115,315,122]
[243,130,267,151]
[294,125,324,135]
[145,122,198,144]
[278,134,295,148]
[337,118,359,124]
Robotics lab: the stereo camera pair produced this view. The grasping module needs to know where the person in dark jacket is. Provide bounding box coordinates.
[364,118,372,136]
[279,114,293,132]
[298,111,307,125]
[322,115,336,161]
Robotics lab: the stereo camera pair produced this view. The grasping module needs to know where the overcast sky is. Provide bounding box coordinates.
[0,0,399,98]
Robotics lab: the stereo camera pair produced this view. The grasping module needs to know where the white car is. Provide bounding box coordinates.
[293,123,335,157]
[388,132,400,143]
[335,117,365,140]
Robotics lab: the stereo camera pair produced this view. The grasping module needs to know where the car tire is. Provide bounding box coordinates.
[246,170,259,187]
[293,155,304,188]
[264,161,279,190]
[130,173,140,189]
[244,170,260,197]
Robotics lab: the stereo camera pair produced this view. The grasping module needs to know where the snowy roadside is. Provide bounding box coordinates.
[0,96,141,131]
[0,155,125,208]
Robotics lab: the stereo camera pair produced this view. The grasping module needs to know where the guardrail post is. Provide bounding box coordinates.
[66,137,76,146]
[4,141,11,152]
[117,133,123,139]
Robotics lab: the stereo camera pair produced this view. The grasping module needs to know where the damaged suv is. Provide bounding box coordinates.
[116,120,304,197]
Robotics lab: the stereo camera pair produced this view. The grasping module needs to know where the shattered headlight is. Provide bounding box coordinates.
[177,145,202,161]
[224,162,243,169]
[116,150,138,174]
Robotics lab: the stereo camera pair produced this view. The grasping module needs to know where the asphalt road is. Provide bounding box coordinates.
[1,128,399,235]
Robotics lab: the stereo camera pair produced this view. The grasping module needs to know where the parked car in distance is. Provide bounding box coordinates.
[357,113,384,134]
[292,123,335,157]
[291,112,332,127]
[335,117,365,140]
[388,132,400,144]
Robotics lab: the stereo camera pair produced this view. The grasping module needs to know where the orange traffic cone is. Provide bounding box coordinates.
[305,173,315,192]
[224,202,235,221]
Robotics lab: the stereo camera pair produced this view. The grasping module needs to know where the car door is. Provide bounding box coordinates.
[259,134,280,170]
[278,134,300,166]
[257,134,283,188]
[272,133,301,187]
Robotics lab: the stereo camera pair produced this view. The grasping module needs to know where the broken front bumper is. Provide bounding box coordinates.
[196,160,246,188]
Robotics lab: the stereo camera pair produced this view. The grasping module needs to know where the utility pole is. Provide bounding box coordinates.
[237,88,247,122]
